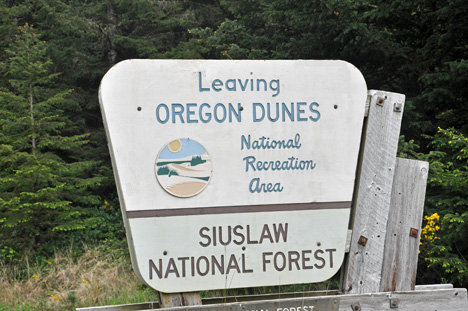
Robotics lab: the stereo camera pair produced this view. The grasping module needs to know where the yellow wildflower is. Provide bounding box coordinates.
[49,294,61,301]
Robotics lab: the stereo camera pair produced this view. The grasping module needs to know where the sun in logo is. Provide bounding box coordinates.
[168,139,182,152]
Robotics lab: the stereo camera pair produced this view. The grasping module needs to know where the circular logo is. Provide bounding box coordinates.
[155,138,212,198]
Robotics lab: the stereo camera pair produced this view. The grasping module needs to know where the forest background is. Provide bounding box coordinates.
[0,0,467,310]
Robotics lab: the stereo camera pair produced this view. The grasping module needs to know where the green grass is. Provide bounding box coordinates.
[0,244,340,310]
[0,246,158,311]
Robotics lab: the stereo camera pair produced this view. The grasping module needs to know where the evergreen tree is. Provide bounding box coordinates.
[0,24,102,258]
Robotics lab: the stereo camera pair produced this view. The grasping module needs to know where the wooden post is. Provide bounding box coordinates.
[341,90,405,294]
[158,292,202,308]
[380,158,429,292]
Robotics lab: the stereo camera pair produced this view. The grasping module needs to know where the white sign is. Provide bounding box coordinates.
[99,60,367,293]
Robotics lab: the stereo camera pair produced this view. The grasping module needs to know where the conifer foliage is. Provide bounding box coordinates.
[0,24,102,258]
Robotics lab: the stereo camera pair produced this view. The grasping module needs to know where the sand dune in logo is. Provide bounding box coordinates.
[166,181,207,197]
[172,163,196,172]
[170,161,212,178]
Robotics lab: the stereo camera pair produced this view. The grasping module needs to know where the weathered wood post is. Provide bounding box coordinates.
[341,90,430,294]
[342,90,406,294]
[380,158,429,291]
[158,292,201,308]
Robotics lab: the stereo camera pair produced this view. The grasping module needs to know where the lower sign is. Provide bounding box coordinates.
[99,60,367,292]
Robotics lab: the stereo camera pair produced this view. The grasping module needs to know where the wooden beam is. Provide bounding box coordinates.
[78,288,468,311]
[415,284,454,291]
[380,158,429,292]
[342,90,405,294]
[158,292,201,308]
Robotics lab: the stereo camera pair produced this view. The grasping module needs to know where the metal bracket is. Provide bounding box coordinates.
[409,228,419,238]
[390,298,400,308]
[358,235,368,246]
[394,102,403,112]
[376,96,387,106]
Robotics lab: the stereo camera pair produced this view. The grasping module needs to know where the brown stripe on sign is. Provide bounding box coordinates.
[126,201,351,219]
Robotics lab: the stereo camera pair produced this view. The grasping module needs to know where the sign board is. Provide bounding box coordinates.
[99,60,367,293]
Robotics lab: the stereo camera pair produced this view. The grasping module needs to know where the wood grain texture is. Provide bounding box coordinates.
[415,284,454,290]
[338,288,468,311]
[181,289,468,311]
[342,90,406,294]
[380,158,429,292]
[76,288,468,311]
[158,292,201,308]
